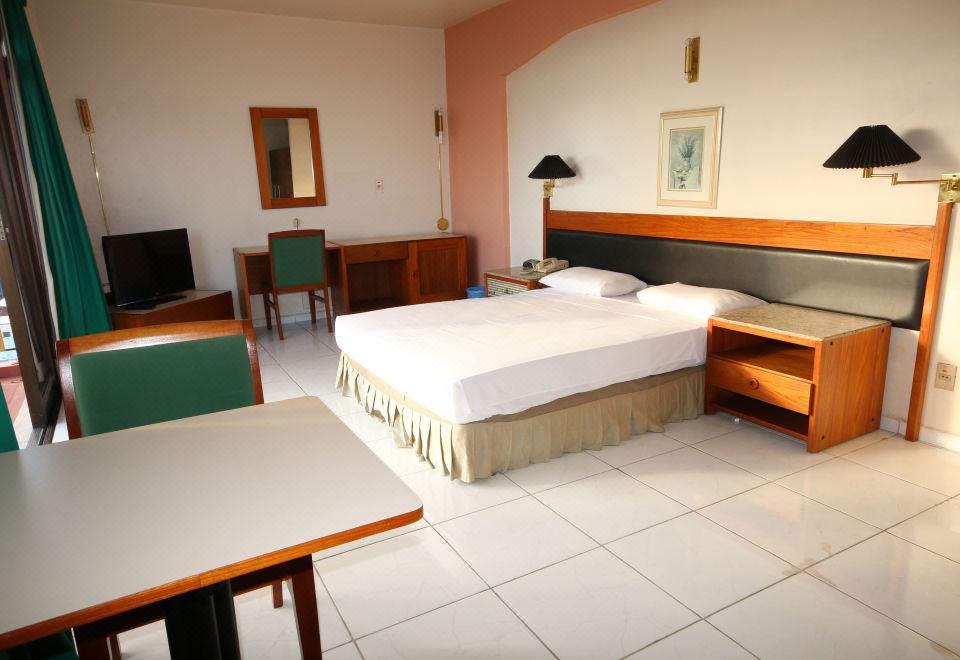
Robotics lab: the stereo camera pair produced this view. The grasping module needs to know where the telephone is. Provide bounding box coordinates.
[533,257,569,274]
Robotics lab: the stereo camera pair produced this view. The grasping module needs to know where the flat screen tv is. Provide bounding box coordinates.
[103,228,196,307]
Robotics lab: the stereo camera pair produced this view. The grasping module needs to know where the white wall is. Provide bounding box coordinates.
[28,0,450,320]
[508,0,960,438]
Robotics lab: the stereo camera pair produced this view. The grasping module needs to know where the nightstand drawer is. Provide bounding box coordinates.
[707,357,812,414]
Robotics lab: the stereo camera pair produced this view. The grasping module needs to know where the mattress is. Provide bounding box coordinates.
[334,288,707,424]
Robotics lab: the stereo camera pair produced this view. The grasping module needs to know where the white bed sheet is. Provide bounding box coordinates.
[334,288,707,424]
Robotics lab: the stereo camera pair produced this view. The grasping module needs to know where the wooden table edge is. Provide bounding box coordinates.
[0,506,423,649]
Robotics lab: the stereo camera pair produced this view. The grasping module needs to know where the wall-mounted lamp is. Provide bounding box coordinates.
[684,37,700,83]
[434,108,449,231]
[76,98,111,234]
[528,155,576,198]
[823,125,959,203]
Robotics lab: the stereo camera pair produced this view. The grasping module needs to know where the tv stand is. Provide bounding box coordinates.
[109,290,234,329]
[119,294,188,311]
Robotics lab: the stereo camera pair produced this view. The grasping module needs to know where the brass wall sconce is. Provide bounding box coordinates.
[528,155,576,198]
[684,37,700,83]
[75,98,111,234]
[434,108,449,231]
[823,125,959,203]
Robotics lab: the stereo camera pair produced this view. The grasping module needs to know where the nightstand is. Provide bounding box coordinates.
[705,303,891,453]
[484,267,546,296]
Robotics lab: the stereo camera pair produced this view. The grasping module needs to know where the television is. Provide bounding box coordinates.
[103,228,196,307]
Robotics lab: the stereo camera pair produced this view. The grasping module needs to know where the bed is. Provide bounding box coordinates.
[335,202,950,481]
[337,289,708,480]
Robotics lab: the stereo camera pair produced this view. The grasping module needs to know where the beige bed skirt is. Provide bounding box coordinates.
[336,353,704,482]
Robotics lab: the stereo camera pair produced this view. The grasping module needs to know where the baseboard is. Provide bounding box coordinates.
[880,416,900,434]
[918,426,960,453]
[881,415,960,453]
[250,312,329,329]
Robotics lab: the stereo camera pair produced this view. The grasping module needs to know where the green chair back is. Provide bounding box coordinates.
[69,335,256,437]
[270,233,326,289]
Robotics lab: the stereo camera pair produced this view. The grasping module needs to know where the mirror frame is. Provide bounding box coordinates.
[250,107,326,209]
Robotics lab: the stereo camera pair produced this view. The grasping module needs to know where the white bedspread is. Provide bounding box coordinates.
[334,289,707,424]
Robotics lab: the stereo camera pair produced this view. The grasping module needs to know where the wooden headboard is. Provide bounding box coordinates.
[542,198,954,442]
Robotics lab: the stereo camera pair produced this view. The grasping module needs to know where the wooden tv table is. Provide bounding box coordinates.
[0,397,422,658]
[234,232,467,319]
[109,289,234,329]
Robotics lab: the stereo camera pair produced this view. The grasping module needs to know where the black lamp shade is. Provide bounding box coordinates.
[823,125,921,169]
[528,155,576,180]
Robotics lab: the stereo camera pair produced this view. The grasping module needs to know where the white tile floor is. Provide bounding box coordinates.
[117,321,960,659]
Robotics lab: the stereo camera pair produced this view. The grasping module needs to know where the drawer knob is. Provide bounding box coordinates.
[374,249,381,256]
[748,378,760,390]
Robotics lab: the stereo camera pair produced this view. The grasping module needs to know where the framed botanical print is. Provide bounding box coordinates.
[657,106,723,208]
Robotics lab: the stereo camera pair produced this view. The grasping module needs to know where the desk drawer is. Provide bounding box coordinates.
[707,357,812,414]
[344,242,408,264]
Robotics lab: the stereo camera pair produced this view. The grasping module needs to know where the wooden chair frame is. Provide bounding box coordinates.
[265,229,334,339]
[54,319,295,656]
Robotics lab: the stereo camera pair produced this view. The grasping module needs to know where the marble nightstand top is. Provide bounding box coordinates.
[712,303,889,341]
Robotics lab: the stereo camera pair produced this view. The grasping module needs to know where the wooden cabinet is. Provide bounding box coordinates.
[483,267,545,296]
[337,233,467,312]
[705,303,890,453]
[410,238,468,304]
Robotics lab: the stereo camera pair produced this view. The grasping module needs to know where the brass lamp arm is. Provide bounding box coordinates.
[861,168,960,202]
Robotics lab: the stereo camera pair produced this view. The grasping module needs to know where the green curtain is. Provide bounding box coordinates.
[1,0,110,338]
[0,385,16,453]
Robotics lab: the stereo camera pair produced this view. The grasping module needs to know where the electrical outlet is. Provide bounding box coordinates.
[935,362,957,391]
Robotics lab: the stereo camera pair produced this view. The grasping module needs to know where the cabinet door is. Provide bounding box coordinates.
[408,238,467,304]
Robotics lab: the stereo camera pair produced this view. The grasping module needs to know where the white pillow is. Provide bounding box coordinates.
[540,267,646,297]
[636,282,766,320]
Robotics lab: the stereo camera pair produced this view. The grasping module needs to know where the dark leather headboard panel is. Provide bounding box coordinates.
[546,229,928,329]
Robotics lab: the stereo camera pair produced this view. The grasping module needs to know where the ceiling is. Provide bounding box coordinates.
[133,0,509,28]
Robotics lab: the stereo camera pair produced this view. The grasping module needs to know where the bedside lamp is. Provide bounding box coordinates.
[528,155,576,198]
[823,125,959,202]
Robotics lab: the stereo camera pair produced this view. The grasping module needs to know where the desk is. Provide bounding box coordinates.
[0,397,422,657]
[234,233,467,318]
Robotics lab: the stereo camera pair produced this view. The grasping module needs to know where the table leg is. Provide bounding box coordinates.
[164,582,241,660]
[288,555,322,659]
[73,630,114,660]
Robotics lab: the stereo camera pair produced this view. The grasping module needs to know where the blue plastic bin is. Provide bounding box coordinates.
[466,286,485,299]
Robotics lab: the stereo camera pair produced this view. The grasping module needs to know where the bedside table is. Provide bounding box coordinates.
[484,267,546,296]
[705,303,891,453]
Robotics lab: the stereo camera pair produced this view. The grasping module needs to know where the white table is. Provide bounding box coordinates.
[0,397,422,657]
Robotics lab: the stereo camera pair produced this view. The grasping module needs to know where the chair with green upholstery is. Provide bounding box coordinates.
[0,392,78,660]
[54,319,296,656]
[265,229,333,340]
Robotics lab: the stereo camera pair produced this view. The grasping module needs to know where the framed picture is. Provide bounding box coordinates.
[657,106,723,208]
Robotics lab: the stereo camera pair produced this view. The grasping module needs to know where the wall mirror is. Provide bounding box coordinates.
[250,107,326,209]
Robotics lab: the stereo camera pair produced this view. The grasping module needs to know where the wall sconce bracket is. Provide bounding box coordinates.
[861,168,960,203]
[684,37,700,83]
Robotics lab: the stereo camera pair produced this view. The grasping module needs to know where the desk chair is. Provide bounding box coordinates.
[265,229,333,340]
[0,396,78,660]
[55,320,309,657]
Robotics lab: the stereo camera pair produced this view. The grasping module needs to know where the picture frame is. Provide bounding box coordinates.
[657,106,723,208]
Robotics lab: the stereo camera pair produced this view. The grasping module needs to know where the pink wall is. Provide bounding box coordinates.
[445,0,659,283]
